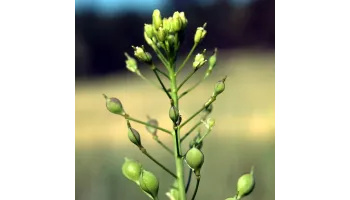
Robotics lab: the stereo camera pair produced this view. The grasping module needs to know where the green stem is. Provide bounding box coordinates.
[155,68,169,79]
[169,66,187,200]
[191,177,201,200]
[139,147,177,178]
[176,43,198,75]
[196,128,212,144]
[180,112,209,142]
[124,115,172,135]
[179,77,206,99]
[180,96,216,128]
[138,73,163,90]
[185,168,193,193]
[151,44,171,71]
[152,64,172,100]
[153,136,173,155]
[178,69,198,91]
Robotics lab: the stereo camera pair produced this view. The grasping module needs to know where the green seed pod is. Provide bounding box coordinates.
[213,77,226,96]
[146,117,158,136]
[225,198,237,200]
[156,27,166,42]
[121,157,142,185]
[139,169,159,199]
[103,94,125,115]
[124,53,138,73]
[169,106,179,125]
[185,147,204,175]
[194,23,207,44]
[236,167,255,199]
[208,48,217,71]
[152,9,162,30]
[128,126,142,147]
[172,11,182,32]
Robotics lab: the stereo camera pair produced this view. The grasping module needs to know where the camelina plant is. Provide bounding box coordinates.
[103,9,255,200]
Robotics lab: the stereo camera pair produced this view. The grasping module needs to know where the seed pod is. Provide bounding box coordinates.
[169,106,180,124]
[152,9,162,30]
[146,117,158,136]
[185,147,204,176]
[121,158,142,185]
[139,169,159,199]
[213,77,226,96]
[236,167,255,199]
[208,48,217,71]
[128,125,142,147]
[103,94,125,115]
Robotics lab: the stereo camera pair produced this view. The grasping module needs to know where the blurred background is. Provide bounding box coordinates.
[75,0,275,199]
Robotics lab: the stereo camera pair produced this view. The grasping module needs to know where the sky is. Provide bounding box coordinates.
[75,0,255,14]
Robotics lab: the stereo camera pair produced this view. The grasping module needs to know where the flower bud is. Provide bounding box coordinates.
[139,169,159,199]
[167,17,174,33]
[179,12,188,29]
[133,46,152,64]
[127,123,142,147]
[166,180,179,200]
[193,52,207,69]
[185,147,204,176]
[172,11,182,32]
[144,32,154,46]
[236,167,255,199]
[206,118,215,130]
[103,94,125,115]
[146,116,158,136]
[162,18,170,31]
[152,9,162,30]
[124,53,138,73]
[169,106,180,125]
[156,27,166,42]
[213,76,226,96]
[194,23,207,44]
[144,24,154,38]
[121,157,142,184]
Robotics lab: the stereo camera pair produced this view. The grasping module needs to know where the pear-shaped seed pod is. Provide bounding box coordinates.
[121,158,142,185]
[128,127,142,147]
[236,167,255,199]
[139,169,159,199]
[185,147,204,172]
[103,94,125,115]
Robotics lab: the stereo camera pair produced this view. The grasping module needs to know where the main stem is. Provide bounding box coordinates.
[169,67,187,200]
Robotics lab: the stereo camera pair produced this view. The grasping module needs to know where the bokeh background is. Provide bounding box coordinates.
[75,0,275,199]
